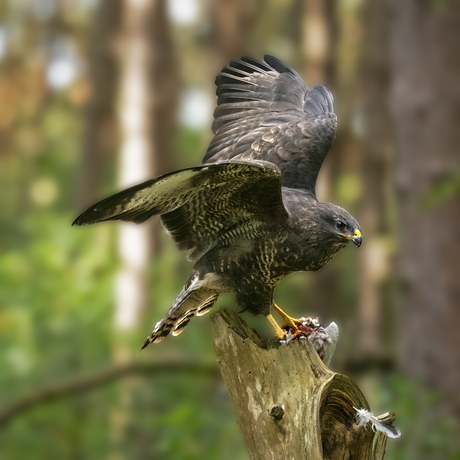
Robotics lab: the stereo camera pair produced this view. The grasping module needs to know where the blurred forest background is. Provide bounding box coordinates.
[0,0,459,459]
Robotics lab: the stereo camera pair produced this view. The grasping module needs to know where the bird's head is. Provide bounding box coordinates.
[320,203,362,248]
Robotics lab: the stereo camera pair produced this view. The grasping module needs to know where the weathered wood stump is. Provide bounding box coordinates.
[211,308,391,460]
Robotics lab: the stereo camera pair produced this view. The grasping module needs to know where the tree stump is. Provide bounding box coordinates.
[211,308,392,460]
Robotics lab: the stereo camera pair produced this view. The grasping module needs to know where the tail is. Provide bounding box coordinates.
[141,276,218,350]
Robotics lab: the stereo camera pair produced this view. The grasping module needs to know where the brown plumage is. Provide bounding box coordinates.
[73,56,362,349]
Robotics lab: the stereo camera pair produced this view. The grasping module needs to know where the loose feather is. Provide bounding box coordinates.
[354,407,401,439]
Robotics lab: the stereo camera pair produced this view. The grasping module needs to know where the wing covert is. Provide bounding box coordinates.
[73,161,288,261]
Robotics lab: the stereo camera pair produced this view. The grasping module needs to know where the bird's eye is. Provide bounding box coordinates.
[336,221,347,233]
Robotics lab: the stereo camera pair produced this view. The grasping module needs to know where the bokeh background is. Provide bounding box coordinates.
[0,0,459,459]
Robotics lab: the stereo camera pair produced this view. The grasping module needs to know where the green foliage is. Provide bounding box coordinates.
[1,1,458,459]
[0,16,247,456]
[371,374,460,460]
[418,170,460,212]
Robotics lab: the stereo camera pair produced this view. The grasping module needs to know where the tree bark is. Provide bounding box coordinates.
[211,308,392,460]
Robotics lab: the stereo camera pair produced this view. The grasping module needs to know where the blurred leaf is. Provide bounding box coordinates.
[419,170,460,212]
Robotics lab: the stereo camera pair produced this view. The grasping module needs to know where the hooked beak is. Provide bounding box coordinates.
[352,229,362,248]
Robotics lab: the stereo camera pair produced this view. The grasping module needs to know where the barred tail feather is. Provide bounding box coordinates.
[171,306,199,337]
[141,279,219,350]
[197,295,218,316]
[172,295,218,337]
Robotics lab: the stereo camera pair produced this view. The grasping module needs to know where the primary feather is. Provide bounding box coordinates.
[204,55,337,193]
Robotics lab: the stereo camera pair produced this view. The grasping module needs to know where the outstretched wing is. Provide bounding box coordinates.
[203,55,337,194]
[73,160,288,261]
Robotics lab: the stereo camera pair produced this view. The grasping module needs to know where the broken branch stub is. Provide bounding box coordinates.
[210,308,389,460]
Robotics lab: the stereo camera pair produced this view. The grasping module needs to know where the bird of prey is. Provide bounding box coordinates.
[73,55,362,349]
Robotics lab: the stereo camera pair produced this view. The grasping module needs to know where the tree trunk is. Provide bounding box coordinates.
[77,0,122,209]
[115,0,156,334]
[209,0,259,68]
[357,0,392,359]
[301,0,334,87]
[115,0,178,333]
[387,0,460,419]
[111,1,178,457]
[211,308,393,460]
[299,0,340,325]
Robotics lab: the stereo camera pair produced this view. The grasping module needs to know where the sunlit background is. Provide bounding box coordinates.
[0,0,459,459]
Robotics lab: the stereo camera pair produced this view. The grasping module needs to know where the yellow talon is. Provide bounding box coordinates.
[266,313,286,340]
[273,303,301,330]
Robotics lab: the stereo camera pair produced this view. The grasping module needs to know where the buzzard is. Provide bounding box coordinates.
[73,56,362,349]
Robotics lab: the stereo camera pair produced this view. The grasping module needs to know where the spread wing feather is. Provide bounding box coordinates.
[203,55,337,193]
[73,160,287,261]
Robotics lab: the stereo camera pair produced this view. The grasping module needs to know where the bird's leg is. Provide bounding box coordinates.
[266,314,286,340]
[273,303,302,330]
